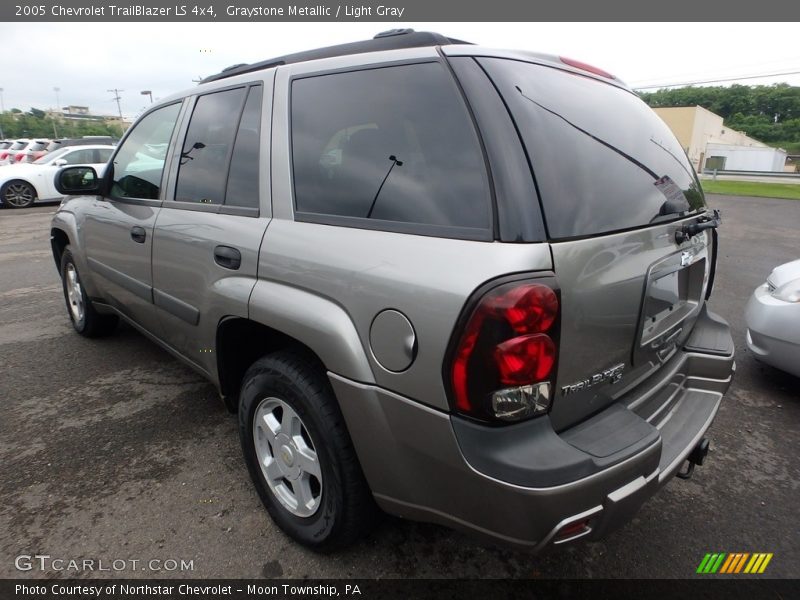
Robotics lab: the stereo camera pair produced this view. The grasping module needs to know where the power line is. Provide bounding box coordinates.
[634,69,800,90]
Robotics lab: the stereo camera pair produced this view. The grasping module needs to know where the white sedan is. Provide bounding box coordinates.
[745,259,800,378]
[0,144,114,208]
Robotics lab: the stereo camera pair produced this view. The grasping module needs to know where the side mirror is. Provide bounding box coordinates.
[55,166,102,195]
[53,158,67,167]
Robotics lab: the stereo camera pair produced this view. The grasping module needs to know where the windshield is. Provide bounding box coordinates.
[479,58,705,239]
[33,147,70,165]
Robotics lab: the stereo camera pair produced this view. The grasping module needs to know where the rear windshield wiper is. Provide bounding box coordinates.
[675,209,722,244]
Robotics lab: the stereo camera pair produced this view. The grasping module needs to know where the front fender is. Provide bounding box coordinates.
[51,200,101,298]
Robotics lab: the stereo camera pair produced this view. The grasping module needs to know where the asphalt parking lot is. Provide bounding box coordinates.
[0,195,798,579]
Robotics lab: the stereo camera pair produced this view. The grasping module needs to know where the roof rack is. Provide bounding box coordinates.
[201,29,471,84]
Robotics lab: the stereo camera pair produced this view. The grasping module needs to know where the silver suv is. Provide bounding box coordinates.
[51,30,735,551]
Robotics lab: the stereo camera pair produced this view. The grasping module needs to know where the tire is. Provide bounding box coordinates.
[239,350,377,551]
[60,246,118,337]
[1,179,37,208]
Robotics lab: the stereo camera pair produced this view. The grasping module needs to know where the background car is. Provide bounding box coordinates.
[12,139,50,164]
[745,258,800,378]
[0,139,30,165]
[29,136,118,162]
[0,144,114,208]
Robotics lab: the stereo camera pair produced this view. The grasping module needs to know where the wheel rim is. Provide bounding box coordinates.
[65,263,85,323]
[3,182,34,207]
[253,397,322,518]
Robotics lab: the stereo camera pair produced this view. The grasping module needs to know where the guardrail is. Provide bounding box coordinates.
[701,169,800,179]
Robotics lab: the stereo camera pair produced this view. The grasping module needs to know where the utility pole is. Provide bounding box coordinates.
[107,88,124,119]
[52,87,61,138]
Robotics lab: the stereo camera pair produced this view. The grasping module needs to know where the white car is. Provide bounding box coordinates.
[0,139,30,166]
[745,258,800,378]
[0,145,114,208]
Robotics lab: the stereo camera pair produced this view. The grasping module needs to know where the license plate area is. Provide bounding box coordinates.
[635,251,707,365]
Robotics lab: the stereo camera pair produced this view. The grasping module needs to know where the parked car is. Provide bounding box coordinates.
[0,139,29,165]
[50,30,734,552]
[0,145,113,208]
[745,259,800,378]
[32,136,118,162]
[13,139,50,164]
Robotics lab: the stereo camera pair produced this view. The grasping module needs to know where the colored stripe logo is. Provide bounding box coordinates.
[697,552,773,574]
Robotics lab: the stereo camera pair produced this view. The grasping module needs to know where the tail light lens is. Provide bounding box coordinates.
[14,153,25,162]
[449,280,559,423]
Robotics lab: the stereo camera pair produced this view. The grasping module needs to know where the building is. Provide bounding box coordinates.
[654,105,787,173]
[45,106,131,130]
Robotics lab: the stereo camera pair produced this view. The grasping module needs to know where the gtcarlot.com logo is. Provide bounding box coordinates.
[15,554,194,573]
[697,552,773,574]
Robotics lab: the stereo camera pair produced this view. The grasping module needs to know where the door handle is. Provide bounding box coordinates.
[214,245,241,270]
[130,226,146,243]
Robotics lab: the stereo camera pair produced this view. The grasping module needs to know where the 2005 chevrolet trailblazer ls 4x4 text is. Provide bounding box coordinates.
[50,30,735,551]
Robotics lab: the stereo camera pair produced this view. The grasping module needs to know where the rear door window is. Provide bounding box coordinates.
[174,87,247,205]
[291,62,492,238]
[478,58,705,239]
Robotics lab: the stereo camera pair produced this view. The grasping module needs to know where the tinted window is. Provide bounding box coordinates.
[96,148,113,163]
[225,86,262,209]
[480,58,705,239]
[111,103,181,200]
[63,148,96,164]
[30,141,48,151]
[175,87,247,204]
[291,63,491,232]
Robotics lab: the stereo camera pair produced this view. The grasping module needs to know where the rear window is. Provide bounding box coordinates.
[479,58,705,239]
[29,141,48,151]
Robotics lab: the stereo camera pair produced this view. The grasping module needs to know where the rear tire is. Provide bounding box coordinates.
[239,350,377,551]
[60,246,118,337]
[1,180,37,208]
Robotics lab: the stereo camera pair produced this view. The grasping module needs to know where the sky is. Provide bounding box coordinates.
[1,22,799,120]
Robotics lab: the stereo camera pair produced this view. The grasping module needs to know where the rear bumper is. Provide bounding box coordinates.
[332,309,734,550]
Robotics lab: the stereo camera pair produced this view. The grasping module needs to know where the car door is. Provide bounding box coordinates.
[151,81,272,376]
[79,102,185,337]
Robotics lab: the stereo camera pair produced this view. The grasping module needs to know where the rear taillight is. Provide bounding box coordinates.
[449,280,559,423]
[0,152,8,160]
[14,153,25,162]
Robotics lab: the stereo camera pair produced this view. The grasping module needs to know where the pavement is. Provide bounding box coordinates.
[0,196,798,579]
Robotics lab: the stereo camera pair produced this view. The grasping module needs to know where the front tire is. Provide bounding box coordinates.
[60,247,118,337]
[1,180,37,208]
[239,350,376,551]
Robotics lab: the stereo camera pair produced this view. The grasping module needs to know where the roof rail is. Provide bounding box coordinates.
[201,29,471,84]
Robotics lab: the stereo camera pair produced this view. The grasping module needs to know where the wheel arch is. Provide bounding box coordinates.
[50,227,71,273]
[216,282,376,411]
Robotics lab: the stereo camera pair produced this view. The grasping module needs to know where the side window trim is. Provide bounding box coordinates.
[107,99,187,206]
[222,84,263,211]
[287,59,495,242]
